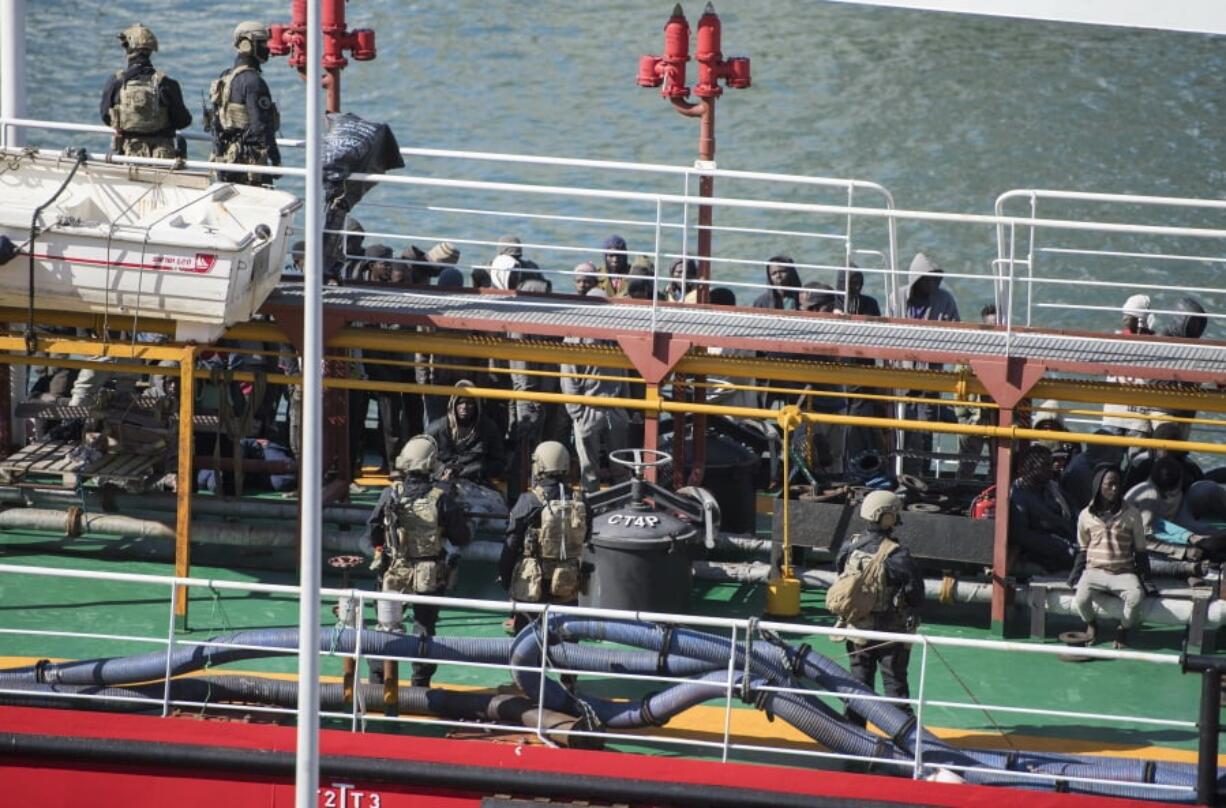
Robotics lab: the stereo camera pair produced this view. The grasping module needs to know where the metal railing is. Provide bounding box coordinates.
[0,561,1199,798]
[995,189,1226,333]
[6,117,1226,365]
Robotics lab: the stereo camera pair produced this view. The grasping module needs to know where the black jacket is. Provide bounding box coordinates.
[217,54,281,164]
[499,479,592,588]
[425,390,507,484]
[366,476,471,553]
[99,56,192,137]
[1009,479,1076,543]
[834,528,924,611]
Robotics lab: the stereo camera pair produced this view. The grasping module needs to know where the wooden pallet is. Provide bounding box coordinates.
[16,399,250,431]
[0,439,163,491]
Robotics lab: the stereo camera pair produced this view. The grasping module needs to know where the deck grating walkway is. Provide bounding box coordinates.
[266,285,1226,380]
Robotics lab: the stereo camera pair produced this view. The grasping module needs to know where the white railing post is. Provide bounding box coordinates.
[535,605,550,746]
[352,591,364,733]
[1005,222,1017,356]
[1026,193,1037,327]
[651,197,663,335]
[161,581,178,717]
[912,637,930,780]
[720,623,738,763]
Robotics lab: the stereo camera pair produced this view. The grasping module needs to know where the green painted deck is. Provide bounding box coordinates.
[0,525,1217,767]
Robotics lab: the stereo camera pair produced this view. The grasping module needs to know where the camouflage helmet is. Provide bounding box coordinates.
[233,20,271,48]
[859,490,902,528]
[119,23,158,53]
[531,441,570,478]
[395,434,438,476]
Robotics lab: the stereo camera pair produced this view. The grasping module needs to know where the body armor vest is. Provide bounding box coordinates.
[388,483,445,560]
[510,485,587,604]
[529,484,586,561]
[210,65,281,134]
[110,69,168,134]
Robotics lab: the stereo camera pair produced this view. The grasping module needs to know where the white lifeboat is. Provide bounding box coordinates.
[0,149,301,342]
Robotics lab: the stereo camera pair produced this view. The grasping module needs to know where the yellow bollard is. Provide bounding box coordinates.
[766,406,803,618]
[766,574,801,617]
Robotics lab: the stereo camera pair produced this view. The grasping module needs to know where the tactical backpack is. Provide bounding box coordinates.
[512,485,587,602]
[383,484,446,594]
[826,537,898,627]
[111,69,168,134]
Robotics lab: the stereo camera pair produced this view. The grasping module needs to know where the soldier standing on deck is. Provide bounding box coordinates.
[831,490,924,726]
[499,442,592,637]
[205,21,282,186]
[366,435,471,687]
[100,24,192,160]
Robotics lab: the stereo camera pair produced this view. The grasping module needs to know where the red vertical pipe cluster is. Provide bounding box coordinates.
[638,3,750,486]
[269,0,377,113]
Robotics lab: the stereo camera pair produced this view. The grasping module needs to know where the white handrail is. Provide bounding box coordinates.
[0,560,1199,796]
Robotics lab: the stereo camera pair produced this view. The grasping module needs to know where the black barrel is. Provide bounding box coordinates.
[580,506,697,614]
[660,432,757,534]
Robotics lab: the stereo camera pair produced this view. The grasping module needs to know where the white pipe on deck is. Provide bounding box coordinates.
[297,0,323,803]
[0,507,371,553]
[0,0,27,148]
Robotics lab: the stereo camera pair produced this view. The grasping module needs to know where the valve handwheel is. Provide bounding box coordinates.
[608,448,673,478]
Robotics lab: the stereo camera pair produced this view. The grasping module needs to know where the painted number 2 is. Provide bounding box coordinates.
[319,783,382,808]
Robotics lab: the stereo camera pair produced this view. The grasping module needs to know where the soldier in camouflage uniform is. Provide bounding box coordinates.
[833,490,924,726]
[366,434,471,687]
[205,21,281,186]
[499,441,592,635]
[100,24,192,160]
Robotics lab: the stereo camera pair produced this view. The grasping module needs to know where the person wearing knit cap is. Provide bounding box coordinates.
[364,244,395,283]
[427,241,460,280]
[600,234,628,296]
[573,261,599,296]
[437,267,464,289]
[398,244,435,285]
[496,235,523,259]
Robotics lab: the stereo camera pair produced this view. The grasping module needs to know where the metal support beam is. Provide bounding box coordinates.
[617,334,692,480]
[174,346,195,630]
[989,407,1014,635]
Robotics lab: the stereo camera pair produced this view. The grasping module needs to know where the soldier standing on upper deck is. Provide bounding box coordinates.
[205,21,281,186]
[100,24,192,161]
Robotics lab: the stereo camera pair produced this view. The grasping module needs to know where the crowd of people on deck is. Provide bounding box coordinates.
[36,20,1218,701]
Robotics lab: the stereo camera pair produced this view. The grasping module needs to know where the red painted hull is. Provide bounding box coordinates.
[0,706,1156,807]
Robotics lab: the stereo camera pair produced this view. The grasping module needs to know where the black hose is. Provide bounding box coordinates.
[26,148,87,354]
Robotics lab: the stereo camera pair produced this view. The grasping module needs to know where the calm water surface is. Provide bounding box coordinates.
[21,0,1226,335]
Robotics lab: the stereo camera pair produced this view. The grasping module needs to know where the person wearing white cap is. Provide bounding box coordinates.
[1103,295,1157,438]
[1121,294,1155,335]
